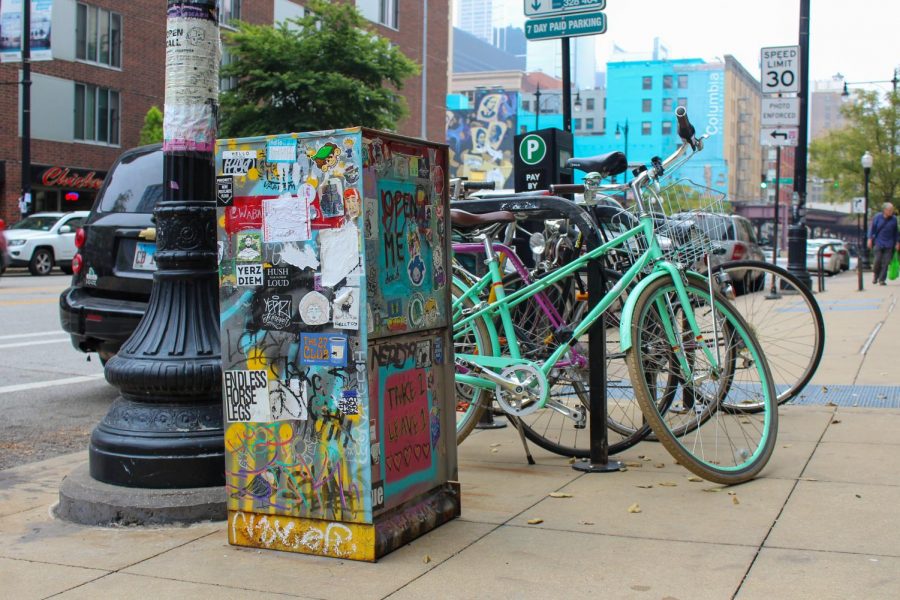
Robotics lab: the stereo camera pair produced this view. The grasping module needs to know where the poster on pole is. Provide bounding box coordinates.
[0,0,24,62]
[30,0,52,61]
[0,0,53,62]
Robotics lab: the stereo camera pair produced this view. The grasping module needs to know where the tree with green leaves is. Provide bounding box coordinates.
[139,106,164,145]
[219,0,420,138]
[809,89,899,208]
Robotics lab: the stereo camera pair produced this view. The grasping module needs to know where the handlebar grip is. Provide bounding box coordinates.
[463,181,496,191]
[550,184,585,195]
[675,106,697,147]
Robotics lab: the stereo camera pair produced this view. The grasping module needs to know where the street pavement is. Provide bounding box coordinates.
[2,269,900,599]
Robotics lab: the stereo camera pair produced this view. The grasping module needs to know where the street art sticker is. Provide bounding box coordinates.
[300,333,349,367]
[262,194,310,243]
[225,369,271,422]
[236,264,263,287]
[332,286,360,330]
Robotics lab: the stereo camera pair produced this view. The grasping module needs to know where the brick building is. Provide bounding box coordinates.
[0,0,448,223]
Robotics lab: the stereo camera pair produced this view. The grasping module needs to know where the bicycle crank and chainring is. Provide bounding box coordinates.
[494,364,549,417]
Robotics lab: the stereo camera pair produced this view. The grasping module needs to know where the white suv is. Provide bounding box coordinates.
[4,212,89,275]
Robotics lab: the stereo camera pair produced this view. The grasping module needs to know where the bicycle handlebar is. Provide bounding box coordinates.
[463,181,496,191]
[550,184,585,195]
[675,106,698,149]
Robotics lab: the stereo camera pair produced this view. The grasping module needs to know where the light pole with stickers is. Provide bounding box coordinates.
[88,0,224,490]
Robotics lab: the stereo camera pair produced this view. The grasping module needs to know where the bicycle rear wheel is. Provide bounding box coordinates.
[711,260,824,409]
[626,273,778,484]
[452,282,493,444]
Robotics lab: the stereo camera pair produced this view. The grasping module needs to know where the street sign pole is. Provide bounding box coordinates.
[788,0,812,288]
[562,37,571,132]
[767,146,782,299]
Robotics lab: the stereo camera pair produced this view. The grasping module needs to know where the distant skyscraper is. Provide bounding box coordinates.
[456,0,493,43]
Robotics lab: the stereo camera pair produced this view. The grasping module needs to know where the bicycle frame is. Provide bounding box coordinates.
[453,212,723,405]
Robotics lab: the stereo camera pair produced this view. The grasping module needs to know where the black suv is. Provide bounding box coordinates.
[59,144,163,362]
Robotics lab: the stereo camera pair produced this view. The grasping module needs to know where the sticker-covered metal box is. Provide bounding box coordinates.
[216,128,458,561]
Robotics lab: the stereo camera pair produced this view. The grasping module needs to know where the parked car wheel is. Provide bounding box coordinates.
[28,248,54,276]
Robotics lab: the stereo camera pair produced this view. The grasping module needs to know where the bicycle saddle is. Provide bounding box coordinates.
[450,209,516,228]
[566,152,627,178]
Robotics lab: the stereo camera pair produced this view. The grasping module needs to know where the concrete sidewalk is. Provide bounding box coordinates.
[3,270,900,599]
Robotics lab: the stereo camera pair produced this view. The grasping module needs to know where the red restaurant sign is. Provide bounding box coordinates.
[33,165,106,191]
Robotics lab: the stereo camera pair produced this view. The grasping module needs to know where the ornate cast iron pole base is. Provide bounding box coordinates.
[89,197,223,488]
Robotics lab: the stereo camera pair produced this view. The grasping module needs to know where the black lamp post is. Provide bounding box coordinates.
[88,0,223,488]
[534,83,542,130]
[861,150,873,270]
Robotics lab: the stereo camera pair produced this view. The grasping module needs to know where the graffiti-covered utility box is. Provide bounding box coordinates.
[216,128,459,562]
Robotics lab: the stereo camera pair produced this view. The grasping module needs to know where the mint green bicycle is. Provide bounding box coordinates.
[453,108,778,484]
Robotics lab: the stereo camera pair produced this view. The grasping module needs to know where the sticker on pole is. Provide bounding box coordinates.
[519,134,547,165]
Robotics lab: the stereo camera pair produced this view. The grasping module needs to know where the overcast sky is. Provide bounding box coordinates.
[594,0,898,90]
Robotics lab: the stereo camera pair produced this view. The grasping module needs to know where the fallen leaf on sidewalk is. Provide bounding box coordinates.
[549,492,573,498]
[783,444,793,448]
[568,457,577,464]
[627,503,642,513]
[625,462,643,468]
[658,482,678,487]
[490,448,499,453]
[800,477,819,481]
[636,484,653,489]
[423,555,431,564]
[702,487,722,493]
[580,520,595,525]
[831,419,842,424]
[732,496,740,505]
[654,463,665,468]
[687,477,703,482]
[490,443,502,448]
[527,518,543,525]
[855,494,862,499]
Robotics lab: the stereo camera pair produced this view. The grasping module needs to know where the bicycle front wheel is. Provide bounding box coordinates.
[626,273,778,485]
[711,260,824,408]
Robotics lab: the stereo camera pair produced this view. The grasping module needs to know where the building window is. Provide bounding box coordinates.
[642,76,652,90]
[662,121,672,135]
[602,117,606,132]
[76,3,122,68]
[603,97,607,109]
[521,100,530,111]
[663,75,673,89]
[585,118,594,130]
[574,118,582,130]
[219,0,242,27]
[641,121,651,135]
[642,98,652,112]
[677,97,688,109]
[586,97,594,111]
[662,98,673,112]
[357,0,398,28]
[74,84,120,145]
[677,74,688,89]
[221,47,237,92]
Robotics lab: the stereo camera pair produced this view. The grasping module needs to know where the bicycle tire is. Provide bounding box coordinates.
[710,260,824,409]
[452,281,493,444]
[626,273,779,484]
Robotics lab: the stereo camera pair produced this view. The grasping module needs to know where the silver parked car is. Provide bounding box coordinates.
[806,238,844,274]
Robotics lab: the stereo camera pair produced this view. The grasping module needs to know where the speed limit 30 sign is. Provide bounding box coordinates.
[761,45,800,95]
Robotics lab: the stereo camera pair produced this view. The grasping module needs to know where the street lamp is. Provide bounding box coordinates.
[861,150,873,270]
[574,91,582,110]
[534,84,542,130]
[842,69,899,97]
[615,120,629,159]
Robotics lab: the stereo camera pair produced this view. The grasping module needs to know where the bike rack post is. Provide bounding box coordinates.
[817,242,837,293]
[572,257,623,473]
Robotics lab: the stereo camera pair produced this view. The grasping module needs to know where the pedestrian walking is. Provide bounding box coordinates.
[868,202,900,285]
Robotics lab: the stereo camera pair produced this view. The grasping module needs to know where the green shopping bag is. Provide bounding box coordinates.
[889,251,900,281]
